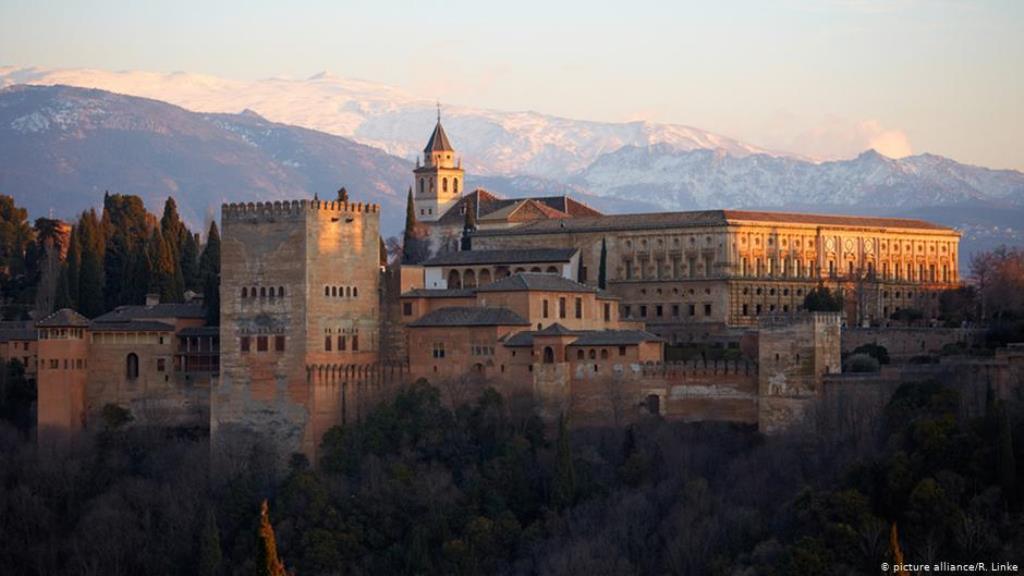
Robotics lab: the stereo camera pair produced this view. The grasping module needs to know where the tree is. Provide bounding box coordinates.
[997,402,1017,507]
[103,193,152,308]
[200,222,221,325]
[337,187,349,203]
[379,235,387,267]
[197,508,223,576]
[803,283,843,312]
[181,231,200,292]
[552,412,576,510]
[148,229,183,302]
[403,187,420,264]
[65,225,82,310]
[77,210,106,318]
[0,195,35,318]
[598,237,608,290]
[257,500,287,576]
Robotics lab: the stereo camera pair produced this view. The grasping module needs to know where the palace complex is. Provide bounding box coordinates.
[21,118,989,466]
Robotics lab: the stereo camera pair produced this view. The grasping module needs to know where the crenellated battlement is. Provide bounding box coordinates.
[638,359,758,378]
[221,199,381,222]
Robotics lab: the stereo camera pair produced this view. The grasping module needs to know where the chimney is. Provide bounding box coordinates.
[145,293,160,307]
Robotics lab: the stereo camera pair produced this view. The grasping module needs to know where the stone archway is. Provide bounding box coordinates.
[448,269,462,289]
[478,268,492,286]
[463,269,477,288]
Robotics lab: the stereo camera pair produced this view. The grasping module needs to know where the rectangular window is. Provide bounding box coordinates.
[257,336,268,352]
[688,304,695,317]
[157,358,166,372]
[618,346,626,356]
[352,334,359,351]
[672,304,680,317]
[338,335,346,351]
[624,305,632,318]
[656,305,663,318]
[603,303,611,322]
[402,302,413,316]
[575,297,582,319]
[559,297,566,319]
[704,304,712,317]
[432,342,445,359]
[241,336,251,353]
[543,300,549,318]
[50,359,59,369]
[324,335,332,351]
[275,335,285,352]
[640,305,647,318]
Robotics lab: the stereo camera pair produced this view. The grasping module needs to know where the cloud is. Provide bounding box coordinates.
[785,116,913,160]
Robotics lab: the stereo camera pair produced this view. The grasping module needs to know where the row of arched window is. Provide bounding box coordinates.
[241,286,285,299]
[324,333,359,352]
[325,285,359,298]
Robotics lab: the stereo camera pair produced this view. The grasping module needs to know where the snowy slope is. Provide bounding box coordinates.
[0,66,770,178]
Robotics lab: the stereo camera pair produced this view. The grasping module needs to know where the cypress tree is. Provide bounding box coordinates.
[149,229,183,302]
[53,263,73,310]
[402,187,420,264]
[181,231,200,292]
[199,222,221,325]
[379,235,387,267]
[257,500,286,576]
[160,197,186,255]
[552,412,577,510]
[197,508,223,576]
[65,225,81,309]
[77,209,105,317]
[598,237,608,290]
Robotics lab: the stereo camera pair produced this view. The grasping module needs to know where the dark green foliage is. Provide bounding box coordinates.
[852,343,890,365]
[100,403,133,430]
[845,353,880,373]
[939,286,978,326]
[181,231,200,292]
[0,359,34,432]
[199,222,221,325]
[890,307,924,323]
[401,187,429,264]
[102,192,152,308]
[598,237,607,289]
[551,412,576,510]
[76,209,106,318]
[0,195,36,318]
[803,283,844,312]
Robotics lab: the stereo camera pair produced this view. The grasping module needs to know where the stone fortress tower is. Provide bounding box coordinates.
[213,198,382,466]
[412,109,464,222]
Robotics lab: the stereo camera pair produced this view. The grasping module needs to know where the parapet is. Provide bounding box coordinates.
[639,359,757,378]
[221,199,381,222]
[758,312,842,330]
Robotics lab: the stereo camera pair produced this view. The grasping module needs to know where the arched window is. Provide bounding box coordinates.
[419,178,425,195]
[463,269,477,288]
[242,287,248,298]
[453,179,459,194]
[530,267,542,273]
[324,286,330,297]
[338,335,346,351]
[278,286,284,297]
[353,287,358,298]
[260,287,266,298]
[442,177,448,193]
[126,353,139,380]
[251,286,258,298]
[448,269,462,289]
[576,349,584,360]
[600,349,609,359]
[478,269,491,285]
[345,286,351,298]
[331,286,338,297]
[543,346,555,364]
[545,266,558,274]
[588,349,596,360]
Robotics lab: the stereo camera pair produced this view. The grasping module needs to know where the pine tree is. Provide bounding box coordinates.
[552,412,577,510]
[598,237,608,290]
[197,507,223,576]
[257,500,286,576]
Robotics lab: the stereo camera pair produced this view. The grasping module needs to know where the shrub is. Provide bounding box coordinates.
[852,343,890,365]
[845,353,880,373]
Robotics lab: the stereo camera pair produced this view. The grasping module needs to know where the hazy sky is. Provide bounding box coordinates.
[2,0,1022,169]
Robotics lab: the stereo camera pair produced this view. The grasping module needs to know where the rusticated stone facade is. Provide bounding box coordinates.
[214,199,382,466]
[470,212,960,341]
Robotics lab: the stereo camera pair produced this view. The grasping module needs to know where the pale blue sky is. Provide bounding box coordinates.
[1,0,1022,169]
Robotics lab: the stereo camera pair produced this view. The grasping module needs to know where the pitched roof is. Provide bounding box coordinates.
[178,326,220,337]
[472,209,955,237]
[424,121,454,153]
[91,302,205,323]
[435,190,604,226]
[88,321,175,333]
[422,248,577,267]
[0,321,36,342]
[36,308,90,327]
[408,306,530,328]
[476,273,596,294]
[535,323,576,336]
[401,288,478,299]
[569,330,664,346]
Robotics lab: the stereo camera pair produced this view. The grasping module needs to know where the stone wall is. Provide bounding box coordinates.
[842,326,985,361]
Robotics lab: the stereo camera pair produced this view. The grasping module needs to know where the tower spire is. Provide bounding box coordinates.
[436,100,441,123]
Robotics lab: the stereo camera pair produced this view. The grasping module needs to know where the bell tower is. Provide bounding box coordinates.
[413,106,463,222]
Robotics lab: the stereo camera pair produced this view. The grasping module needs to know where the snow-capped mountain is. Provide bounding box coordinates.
[0,66,770,178]
[574,145,1024,211]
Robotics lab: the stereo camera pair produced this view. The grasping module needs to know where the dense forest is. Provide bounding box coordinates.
[0,378,1020,575]
[0,192,220,323]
